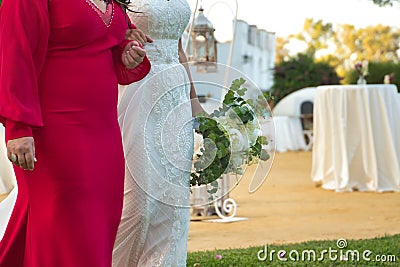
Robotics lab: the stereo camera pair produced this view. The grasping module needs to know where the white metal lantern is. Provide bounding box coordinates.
[191,7,217,72]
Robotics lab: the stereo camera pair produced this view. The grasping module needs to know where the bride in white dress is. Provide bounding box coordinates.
[0,125,17,241]
[113,0,202,266]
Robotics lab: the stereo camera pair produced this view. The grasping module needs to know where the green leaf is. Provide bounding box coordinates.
[258,136,269,145]
[211,180,219,188]
[208,133,218,141]
[230,78,246,89]
[237,87,247,96]
[260,149,270,161]
[223,91,235,105]
[216,143,227,157]
[198,123,207,132]
[207,187,218,194]
[212,110,220,117]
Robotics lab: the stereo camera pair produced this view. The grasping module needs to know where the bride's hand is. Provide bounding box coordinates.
[122,41,146,69]
[125,29,153,46]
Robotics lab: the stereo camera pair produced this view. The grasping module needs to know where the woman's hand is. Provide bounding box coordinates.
[125,29,153,46]
[7,137,36,171]
[122,41,146,69]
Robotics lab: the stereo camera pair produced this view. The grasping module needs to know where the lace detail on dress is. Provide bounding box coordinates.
[142,65,193,206]
[145,40,180,65]
[128,0,191,64]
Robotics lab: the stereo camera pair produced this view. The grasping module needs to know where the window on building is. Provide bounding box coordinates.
[248,25,257,46]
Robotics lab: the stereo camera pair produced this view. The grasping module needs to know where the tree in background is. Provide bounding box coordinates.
[371,0,399,6]
[275,37,290,64]
[272,19,340,104]
[331,24,357,76]
[333,24,400,76]
[293,18,334,58]
[272,53,340,103]
[276,18,400,82]
[355,25,400,62]
[294,19,400,66]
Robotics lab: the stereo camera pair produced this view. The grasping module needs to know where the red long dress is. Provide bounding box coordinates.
[0,0,150,266]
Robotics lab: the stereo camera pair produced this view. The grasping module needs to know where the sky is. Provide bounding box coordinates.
[188,0,400,42]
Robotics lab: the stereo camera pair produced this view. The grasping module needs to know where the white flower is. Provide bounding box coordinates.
[216,114,251,153]
[216,110,241,128]
[384,75,390,84]
[383,73,394,84]
[193,131,204,159]
[230,152,244,169]
[245,119,259,146]
[362,60,369,76]
[228,128,248,152]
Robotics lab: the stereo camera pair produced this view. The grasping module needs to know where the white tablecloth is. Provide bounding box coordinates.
[273,116,307,152]
[0,125,18,240]
[311,84,400,192]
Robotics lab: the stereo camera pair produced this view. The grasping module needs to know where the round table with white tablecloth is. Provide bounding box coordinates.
[311,84,400,192]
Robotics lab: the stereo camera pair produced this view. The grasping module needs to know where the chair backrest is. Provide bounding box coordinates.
[300,101,313,115]
[300,101,313,131]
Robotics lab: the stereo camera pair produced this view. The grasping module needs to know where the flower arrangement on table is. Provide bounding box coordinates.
[384,73,394,84]
[354,60,368,84]
[191,78,271,197]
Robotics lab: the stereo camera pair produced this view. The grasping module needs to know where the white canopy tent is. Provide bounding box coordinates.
[273,87,316,117]
[271,87,317,152]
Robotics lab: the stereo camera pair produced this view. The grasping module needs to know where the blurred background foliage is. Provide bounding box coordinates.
[273,16,400,103]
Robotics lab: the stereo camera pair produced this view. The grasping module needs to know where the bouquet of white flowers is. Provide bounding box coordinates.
[191,78,271,194]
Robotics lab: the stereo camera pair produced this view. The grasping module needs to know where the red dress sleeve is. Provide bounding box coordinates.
[112,15,151,85]
[113,40,151,85]
[0,0,50,140]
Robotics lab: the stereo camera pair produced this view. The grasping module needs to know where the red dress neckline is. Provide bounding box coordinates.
[85,0,114,27]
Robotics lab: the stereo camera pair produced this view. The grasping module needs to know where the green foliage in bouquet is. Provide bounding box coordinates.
[191,116,230,188]
[191,78,270,193]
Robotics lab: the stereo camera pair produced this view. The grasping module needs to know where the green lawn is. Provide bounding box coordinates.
[187,234,400,266]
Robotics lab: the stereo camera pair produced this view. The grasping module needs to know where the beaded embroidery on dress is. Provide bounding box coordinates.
[85,0,114,27]
[113,0,193,266]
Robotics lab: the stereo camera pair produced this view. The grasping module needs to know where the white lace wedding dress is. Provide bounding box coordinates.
[0,125,17,241]
[113,0,193,266]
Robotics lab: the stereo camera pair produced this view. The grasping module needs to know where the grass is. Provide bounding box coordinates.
[187,234,400,266]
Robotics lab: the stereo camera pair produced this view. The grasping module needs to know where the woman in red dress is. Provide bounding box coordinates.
[0,0,150,266]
